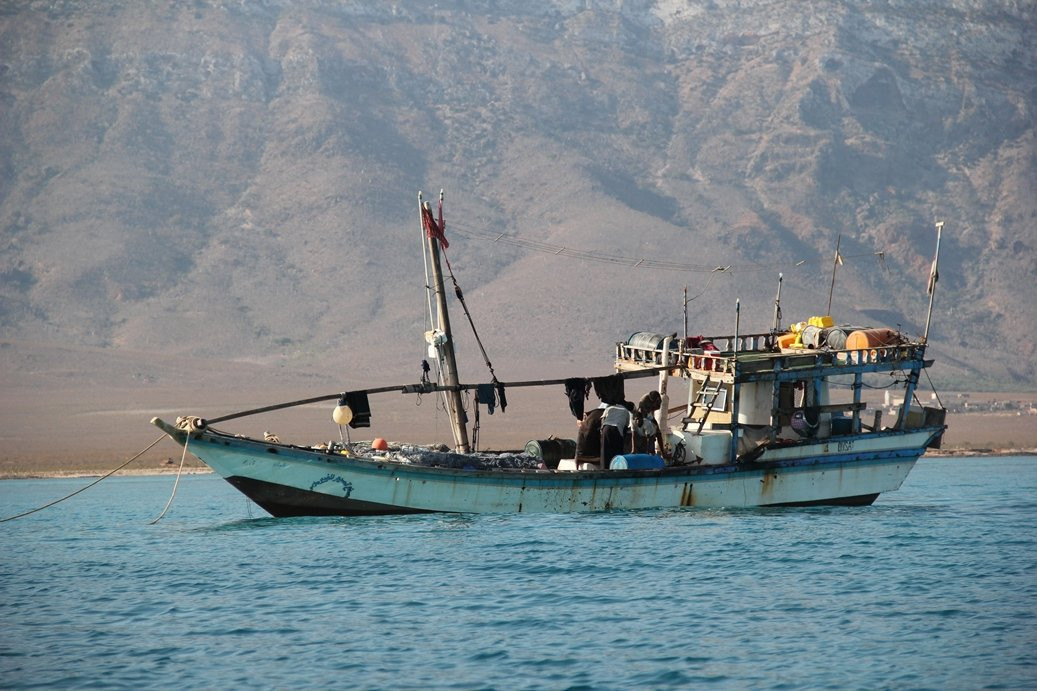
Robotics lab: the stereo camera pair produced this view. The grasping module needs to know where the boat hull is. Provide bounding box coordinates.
[155,420,940,516]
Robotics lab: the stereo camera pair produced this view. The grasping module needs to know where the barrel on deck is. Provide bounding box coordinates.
[609,454,665,470]
[799,325,820,348]
[845,328,899,350]
[823,327,848,350]
[626,332,671,350]
[524,438,577,469]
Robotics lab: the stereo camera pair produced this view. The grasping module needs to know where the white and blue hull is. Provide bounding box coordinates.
[154,419,940,516]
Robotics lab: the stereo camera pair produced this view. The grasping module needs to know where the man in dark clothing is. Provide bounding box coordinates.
[576,406,605,462]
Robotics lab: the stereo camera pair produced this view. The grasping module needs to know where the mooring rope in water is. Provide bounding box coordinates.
[148,433,190,525]
[0,435,166,523]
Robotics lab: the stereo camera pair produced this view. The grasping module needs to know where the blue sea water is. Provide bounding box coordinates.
[1,456,1035,690]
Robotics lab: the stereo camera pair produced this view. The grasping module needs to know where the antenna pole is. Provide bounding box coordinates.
[923,220,944,343]
[827,234,841,315]
[683,285,688,340]
[734,298,741,353]
[772,273,783,333]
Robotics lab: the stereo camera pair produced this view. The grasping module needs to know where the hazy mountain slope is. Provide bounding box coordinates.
[1,0,1035,404]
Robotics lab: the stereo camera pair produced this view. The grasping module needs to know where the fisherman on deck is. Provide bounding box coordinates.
[634,391,671,462]
[600,400,634,467]
[576,403,606,463]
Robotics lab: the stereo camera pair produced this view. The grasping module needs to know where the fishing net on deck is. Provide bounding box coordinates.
[350,441,542,470]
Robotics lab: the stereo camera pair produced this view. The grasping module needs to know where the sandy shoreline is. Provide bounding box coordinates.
[926,448,1037,458]
[1,467,214,480]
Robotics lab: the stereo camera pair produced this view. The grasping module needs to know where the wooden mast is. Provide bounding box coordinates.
[422,191,471,453]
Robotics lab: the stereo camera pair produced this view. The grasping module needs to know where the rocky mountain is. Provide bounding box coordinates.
[1,0,1035,414]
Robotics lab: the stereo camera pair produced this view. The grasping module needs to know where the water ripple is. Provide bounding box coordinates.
[1,457,1035,688]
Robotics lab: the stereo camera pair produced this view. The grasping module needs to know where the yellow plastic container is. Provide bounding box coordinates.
[808,315,834,328]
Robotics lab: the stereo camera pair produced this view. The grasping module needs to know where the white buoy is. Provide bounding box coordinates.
[332,404,354,426]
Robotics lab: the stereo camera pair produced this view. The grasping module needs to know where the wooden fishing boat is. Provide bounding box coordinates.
[151,193,947,516]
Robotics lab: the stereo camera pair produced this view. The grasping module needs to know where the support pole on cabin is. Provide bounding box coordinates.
[852,371,863,434]
[730,299,741,465]
[897,364,922,431]
[772,273,783,334]
[658,334,673,450]
[769,358,782,445]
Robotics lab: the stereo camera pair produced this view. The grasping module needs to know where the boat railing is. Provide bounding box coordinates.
[834,344,920,366]
[617,335,927,379]
[710,333,777,353]
[616,332,777,374]
[740,342,926,375]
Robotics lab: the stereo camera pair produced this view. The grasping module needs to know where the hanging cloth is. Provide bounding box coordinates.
[344,391,371,428]
[476,383,497,415]
[496,382,508,413]
[564,378,590,419]
[592,374,625,405]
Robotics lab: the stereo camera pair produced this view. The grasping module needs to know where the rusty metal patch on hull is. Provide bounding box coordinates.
[679,482,694,506]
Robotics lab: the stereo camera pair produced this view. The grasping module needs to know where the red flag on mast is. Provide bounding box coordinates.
[421,201,449,249]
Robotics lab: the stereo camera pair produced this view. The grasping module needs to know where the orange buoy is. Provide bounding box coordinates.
[372,438,388,451]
